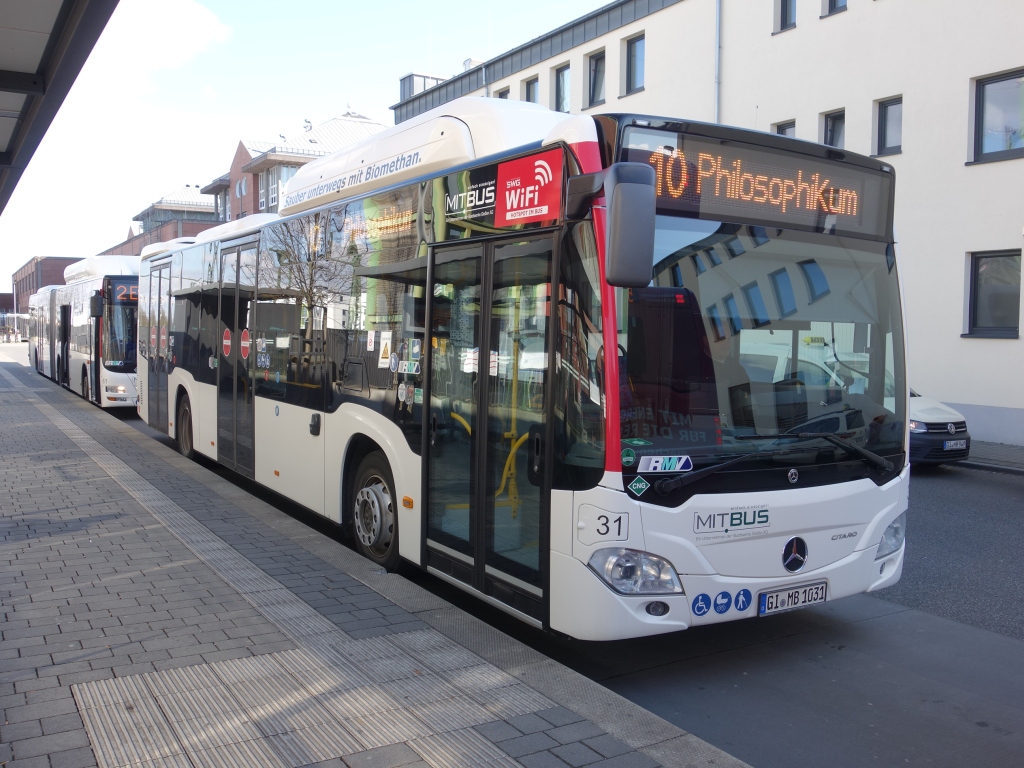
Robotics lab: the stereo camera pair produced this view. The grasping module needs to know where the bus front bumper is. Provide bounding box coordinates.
[549,541,904,642]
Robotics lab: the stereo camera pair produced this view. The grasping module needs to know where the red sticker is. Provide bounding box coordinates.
[494,148,563,227]
[150,327,157,350]
[222,328,231,357]
[240,329,250,360]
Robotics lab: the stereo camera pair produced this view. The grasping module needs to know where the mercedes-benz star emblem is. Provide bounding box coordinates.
[947,423,956,435]
[783,537,808,573]
[788,468,799,484]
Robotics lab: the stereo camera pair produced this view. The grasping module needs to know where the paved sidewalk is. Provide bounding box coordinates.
[0,348,747,768]
[961,440,1024,476]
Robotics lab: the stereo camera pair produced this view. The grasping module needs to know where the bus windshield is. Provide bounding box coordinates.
[617,217,906,474]
[103,303,137,372]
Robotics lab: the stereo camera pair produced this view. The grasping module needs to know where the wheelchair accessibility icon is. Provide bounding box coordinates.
[691,593,711,617]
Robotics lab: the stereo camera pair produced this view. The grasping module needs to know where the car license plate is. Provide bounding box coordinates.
[759,582,827,616]
[944,439,967,450]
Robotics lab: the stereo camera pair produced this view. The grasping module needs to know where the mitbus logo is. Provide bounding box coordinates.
[495,148,563,226]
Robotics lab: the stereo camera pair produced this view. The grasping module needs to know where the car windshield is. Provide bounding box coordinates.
[617,217,906,471]
[103,303,137,372]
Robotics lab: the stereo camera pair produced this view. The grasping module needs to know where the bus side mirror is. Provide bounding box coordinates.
[89,293,104,318]
[566,163,656,288]
[604,162,656,287]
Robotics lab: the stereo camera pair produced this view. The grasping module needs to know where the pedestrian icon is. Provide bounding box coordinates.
[692,594,711,617]
[714,591,732,614]
[735,589,752,612]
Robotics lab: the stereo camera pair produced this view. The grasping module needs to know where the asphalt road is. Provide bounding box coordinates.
[114,402,1024,768]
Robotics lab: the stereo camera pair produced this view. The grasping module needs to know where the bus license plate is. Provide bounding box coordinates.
[759,582,827,616]
[944,439,966,450]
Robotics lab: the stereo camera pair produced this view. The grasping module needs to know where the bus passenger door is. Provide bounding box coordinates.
[58,303,71,386]
[148,262,171,431]
[425,235,553,626]
[217,246,256,478]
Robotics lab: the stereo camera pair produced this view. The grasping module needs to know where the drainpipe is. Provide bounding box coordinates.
[714,0,722,123]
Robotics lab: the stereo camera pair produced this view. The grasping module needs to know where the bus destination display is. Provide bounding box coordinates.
[111,279,138,303]
[621,128,893,240]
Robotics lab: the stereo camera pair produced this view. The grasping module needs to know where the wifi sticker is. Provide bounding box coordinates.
[494,148,563,227]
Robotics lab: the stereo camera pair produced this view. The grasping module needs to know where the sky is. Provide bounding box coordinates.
[0,0,602,292]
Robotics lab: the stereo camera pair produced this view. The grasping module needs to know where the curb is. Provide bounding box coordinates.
[956,460,1024,478]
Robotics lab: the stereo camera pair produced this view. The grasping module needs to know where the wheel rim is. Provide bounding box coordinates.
[353,475,394,556]
[180,404,192,455]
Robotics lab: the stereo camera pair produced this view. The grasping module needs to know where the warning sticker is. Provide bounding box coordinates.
[367,331,375,352]
[222,329,231,357]
[240,329,250,360]
[378,331,393,369]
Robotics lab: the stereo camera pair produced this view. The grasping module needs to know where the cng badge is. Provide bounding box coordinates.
[627,476,651,497]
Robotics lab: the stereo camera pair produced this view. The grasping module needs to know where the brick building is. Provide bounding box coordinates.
[12,256,83,312]
[100,186,218,257]
[201,112,386,221]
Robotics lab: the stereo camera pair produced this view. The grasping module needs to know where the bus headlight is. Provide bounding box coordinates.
[875,512,906,560]
[105,385,126,394]
[588,548,683,595]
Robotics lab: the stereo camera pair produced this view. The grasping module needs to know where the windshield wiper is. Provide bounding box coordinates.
[654,450,792,495]
[793,432,895,472]
[735,431,895,472]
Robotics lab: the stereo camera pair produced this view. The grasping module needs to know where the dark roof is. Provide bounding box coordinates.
[391,0,682,123]
[0,0,120,215]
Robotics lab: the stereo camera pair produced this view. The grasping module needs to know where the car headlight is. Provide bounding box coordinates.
[875,512,906,560]
[907,420,927,433]
[588,548,684,595]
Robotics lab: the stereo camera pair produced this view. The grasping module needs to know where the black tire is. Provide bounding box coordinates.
[176,394,195,460]
[81,370,90,403]
[351,451,400,570]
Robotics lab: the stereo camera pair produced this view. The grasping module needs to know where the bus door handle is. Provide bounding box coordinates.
[430,413,438,447]
[532,433,542,474]
[309,413,321,436]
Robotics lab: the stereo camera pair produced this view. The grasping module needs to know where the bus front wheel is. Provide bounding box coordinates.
[176,394,195,460]
[81,370,90,402]
[351,451,399,570]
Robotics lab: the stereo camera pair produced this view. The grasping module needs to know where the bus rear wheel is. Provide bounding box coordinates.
[351,451,399,570]
[176,394,195,460]
[81,370,90,402]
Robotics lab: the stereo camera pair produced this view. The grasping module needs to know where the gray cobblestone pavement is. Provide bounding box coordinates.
[0,347,747,768]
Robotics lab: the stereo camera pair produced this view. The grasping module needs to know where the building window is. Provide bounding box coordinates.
[770,268,798,317]
[555,66,570,112]
[707,305,726,340]
[268,166,279,209]
[525,78,539,104]
[975,70,1024,161]
[723,294,743,335]
[799,259,831,302]
[779,0,797,30]
[776,121,796,138]
[627,36,645,93]
[724,237,746,258]
[690,253,707,274]
[827,0,846,13]
[588,53,605,107]
[878,98,902,155]
[671,264,683,287]
[968,251,1021,337]
[705,247,722,267]
[742,282,771,327]
[825,110,845,148]
[258,172,266,211]
[496,88,510,99]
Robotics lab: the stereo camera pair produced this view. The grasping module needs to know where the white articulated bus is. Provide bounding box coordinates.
[138,97,908,640]
[28,255,143,407]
